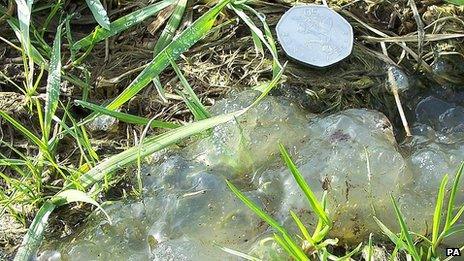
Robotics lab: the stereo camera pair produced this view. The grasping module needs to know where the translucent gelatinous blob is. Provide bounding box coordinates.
[39,91,463,260]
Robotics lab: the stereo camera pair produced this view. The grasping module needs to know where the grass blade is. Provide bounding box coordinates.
[373,216,405,249]
[229,5,280,69]
[52,189,111,223]
[279,143,331,226]
[445,162,464,229]
[390,195,421,260]
[273,233,299,260]
[226,180,286,234]
[334,242,363,261]
[445,0,464,5]
[13,202,55,261]
[14,0,33,55]
[289,210,314,244]
[367,233,373,261]
[226,180,308,260]
[432,175,448,245]
[43,23,62,141]
[241,4,281,77]
[450,205,464,227]
[251,64,284,107]
[74,108,245,189]
[442,224,464,238]
[151,0,188,100]
[75,100,179,129]
[72,0,175,52]
[14,189,111,260]
[85,0,111,30]
[100,0,232,112]
[170,58,210,120]
[7,20,47,67]
[0,111,48,152]
[153,0,188,56]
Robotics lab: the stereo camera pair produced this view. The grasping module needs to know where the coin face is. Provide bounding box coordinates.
[276,5,354,67]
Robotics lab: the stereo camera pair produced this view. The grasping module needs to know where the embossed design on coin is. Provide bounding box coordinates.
[276,5,354,67]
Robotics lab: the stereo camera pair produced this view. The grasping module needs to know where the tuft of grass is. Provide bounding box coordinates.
[374,162,464,260]
[226,143,362,260]
[13,107,248,260]
[3,0,289,260]
[92,0,233,114]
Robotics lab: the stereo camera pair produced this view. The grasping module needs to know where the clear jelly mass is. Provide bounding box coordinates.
[38,91,463,260]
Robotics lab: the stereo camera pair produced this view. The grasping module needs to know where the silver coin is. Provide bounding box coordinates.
[276,5,354,67]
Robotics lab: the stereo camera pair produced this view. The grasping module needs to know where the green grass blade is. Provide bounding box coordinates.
[442,224,464,238]
[14,0,33,55]
[450,205,464,227]
[334,242,363,261]
[13,201,55,261]
[373,216,405,250]
[74,108,245,189]
[75,100,179,129]
[100,0,232,113]
[432,175,448,245]
[279,143,331,226]
[14,188,112,260]
[226,180,308,260]
[7,19,47,67]
[229,5,280,68]
[72,0,175,52]
[153,0,188,56]
[0,159,27,166]
[151,0,188,99]
[410,232,433,245]
[367,233,373,261]
[170,58,210,120]
[43,23,62,141]
[273,233,299,261]
[52,189,111,223]
[281,233,309,260]
[226,179,286,234]
[289,210,314,244]
[250,30,264,54]
[251,64,284,107]
[85,0,111,30]
[445,0,464,5]
[241,4,281,77]
[445,162,464,229]
[0,111,48,152]
[390,195,421,260]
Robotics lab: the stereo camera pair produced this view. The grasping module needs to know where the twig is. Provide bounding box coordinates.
[387,66,411,137]
[408,0,425,71]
